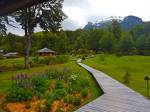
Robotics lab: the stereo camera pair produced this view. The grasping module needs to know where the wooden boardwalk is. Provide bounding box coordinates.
[76,62,150,112]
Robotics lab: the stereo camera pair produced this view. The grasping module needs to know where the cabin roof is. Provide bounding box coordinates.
[0,0,49,16]
[3,52,18,57]
[37,48,55,53]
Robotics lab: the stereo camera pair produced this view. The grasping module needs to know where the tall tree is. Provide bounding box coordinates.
[11,0,67,69]
[111,19,122,40]
[119,34,134,55]
[136,35,150,55]
[88,29,103,51]
[99,32,115,53]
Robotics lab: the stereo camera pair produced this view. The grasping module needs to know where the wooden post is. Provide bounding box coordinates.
[144,76,150,99]
[147,80,150,99]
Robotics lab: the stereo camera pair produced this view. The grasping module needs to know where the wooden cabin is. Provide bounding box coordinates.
[37,48,55,56]
[3,52,19,58]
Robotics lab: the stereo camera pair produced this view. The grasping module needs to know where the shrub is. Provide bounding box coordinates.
[72,96,81,106]
[31,75,48,94]
[81,89,88,98]
[54,89,67,100]
[6,86,33,102]
[67,84,81,94]
[55,55,69,64]
[116,52,123,57]
[63,67,71,81]
[63,95,74,104]
[55,81,64,89]
[43,56,55,65]
[82,56,86,60]
[45,93,56,112]
[123,72,132,85]
[6,74,34,102]
[68,74,78,84]
[6,73,49,102]
[47,69,64,80]
[79,77,90,88]
[47,69,59,79]
[38,55,69,65]
[32,56,39,63]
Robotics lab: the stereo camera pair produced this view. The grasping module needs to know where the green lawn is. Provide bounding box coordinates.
[83,54,150,97]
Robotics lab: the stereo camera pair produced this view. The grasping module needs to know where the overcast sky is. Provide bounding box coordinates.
[8,0,150,35]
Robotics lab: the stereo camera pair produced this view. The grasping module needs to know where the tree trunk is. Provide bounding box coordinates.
[24,8,31,69]
[24,35,31,69]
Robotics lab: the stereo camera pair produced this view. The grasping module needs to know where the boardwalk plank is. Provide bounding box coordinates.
[76,62,150,112]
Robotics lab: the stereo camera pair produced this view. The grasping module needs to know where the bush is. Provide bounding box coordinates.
[81,89,88,98]
[6,73,49,102]
[55,81,64,89]
[31,75,48,94]
[6,87,33,102]
[47,69,59,79]
[79,77,90,88]
[55,55,69,64]
[63,95,73,104]
[62,67,71,81]
[116,52,123,57]
[32,56,39,63]
[82,56,86,60]
[43,56,55,65]
[54,89,67,100]
[47,69,64,80]
[45,93,56,112]
[123,72,132,84]
[68,74,78,84]
[38,55,69,65]
[72,96,81,106]
[67,84,81,94]
[6,74,34,102]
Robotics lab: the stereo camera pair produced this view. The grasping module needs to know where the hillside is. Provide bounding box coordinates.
[84,15,143,31]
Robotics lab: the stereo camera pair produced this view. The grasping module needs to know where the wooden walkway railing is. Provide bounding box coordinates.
[76,62,150,112]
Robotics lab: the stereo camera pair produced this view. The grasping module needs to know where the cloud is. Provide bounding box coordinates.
[62,19,79,30]
[6,0,150,34]
[63,0,90,8]
[6,19,24,36]
[62,0,150,30]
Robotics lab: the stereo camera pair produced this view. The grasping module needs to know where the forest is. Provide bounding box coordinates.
[0,20,150,56]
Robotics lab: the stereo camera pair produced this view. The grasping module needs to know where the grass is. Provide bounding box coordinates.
[0,58,24,67]
[83,54,150,97]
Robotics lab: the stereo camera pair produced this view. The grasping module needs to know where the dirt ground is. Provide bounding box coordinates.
[6,99,72,112]
[6,98,46,112]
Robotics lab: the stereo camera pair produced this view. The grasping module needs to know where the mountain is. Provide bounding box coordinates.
[121,16,143,30]
[84,20,112,30]
[84,15,143,31]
